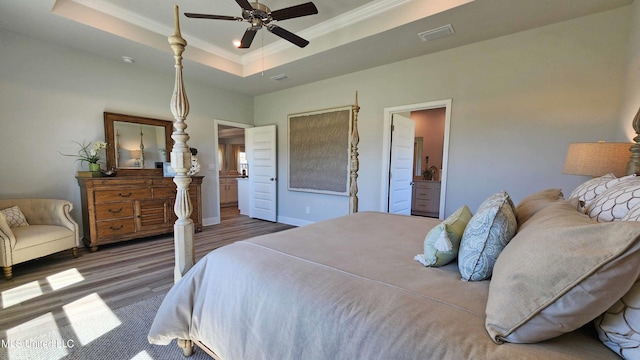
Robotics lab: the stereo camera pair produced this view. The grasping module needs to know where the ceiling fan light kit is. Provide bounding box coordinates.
[185,0,318,49]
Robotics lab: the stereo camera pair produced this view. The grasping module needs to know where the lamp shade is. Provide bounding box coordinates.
[562,142,632,177]
[130,150,142,159]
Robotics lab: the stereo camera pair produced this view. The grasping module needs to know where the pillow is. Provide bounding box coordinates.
[415,205,472,267]
[0,206,29,228]
[515,188,564,227]
[622,202,640,221]
[586,179,640,222]
[569,174,635,211]
[485,199,640,344]
[458,191,517,281]
[594,280,640,359]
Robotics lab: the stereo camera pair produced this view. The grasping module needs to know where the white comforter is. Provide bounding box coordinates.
[148,212,618,360]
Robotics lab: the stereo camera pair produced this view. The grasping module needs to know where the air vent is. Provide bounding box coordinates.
[417,24,454,42]
[270,74,289,81]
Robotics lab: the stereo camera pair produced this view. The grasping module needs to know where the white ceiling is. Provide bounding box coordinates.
[0,0,633,96]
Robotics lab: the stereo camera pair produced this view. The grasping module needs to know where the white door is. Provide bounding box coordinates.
[388,114,415,215]
[246,125,277,222]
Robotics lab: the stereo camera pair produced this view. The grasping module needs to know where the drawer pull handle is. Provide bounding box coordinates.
[108,208,123,214]
[118,192,133,198]
[109,225,124,231]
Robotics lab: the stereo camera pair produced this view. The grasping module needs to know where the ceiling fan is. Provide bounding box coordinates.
[184,0,318,49]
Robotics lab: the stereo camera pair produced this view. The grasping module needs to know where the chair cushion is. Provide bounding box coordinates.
[594,280,640,359]
[12,225,75,250]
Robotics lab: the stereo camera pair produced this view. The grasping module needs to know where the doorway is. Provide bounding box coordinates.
[214,119,252,224]
[380,99,452,219]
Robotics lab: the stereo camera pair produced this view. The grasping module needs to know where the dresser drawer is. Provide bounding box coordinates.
[95,203,134,220]
[97,219,135,238]
[94,188,152,203]
[414,188,433,200]
[154,185,199,199]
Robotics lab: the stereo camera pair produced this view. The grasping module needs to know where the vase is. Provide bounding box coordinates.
[89,163,100,172]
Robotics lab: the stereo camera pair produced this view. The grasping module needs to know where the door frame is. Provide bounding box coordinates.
[379,99,452,219]
[213,119,253,225]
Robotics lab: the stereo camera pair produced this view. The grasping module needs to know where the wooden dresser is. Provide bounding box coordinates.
[411,180,441,218]
[76,176,203,251]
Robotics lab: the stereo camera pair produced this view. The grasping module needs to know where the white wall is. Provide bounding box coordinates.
[255,7,631,224]
[0,29,254,229]
[618,0,640,138]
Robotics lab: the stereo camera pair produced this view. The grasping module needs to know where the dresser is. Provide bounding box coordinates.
[77,176,203,251]
[411,180,441,217]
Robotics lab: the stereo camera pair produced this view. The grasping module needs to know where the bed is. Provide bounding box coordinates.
[148,206,640,359]
[153,9,640,359]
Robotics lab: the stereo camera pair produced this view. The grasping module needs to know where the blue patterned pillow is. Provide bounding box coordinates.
[458,191,517,281]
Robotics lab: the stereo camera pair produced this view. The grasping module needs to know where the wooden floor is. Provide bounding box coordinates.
[0,208,294,334]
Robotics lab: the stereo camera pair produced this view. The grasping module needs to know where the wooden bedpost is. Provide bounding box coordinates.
[626,106,640,175]
[169,5,195,357]
[168,5,195,283]
[349,92,360,214]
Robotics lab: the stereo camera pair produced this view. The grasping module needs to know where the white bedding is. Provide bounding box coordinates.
[148,212,618,359]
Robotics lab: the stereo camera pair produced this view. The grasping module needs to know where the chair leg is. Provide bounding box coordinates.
[71,247,79,258]
[3,266,12,281]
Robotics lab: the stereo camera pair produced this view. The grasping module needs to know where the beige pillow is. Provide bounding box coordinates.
[485,199,640,343]
[0,206,29,228]
[586,180,640,222]
[594,280,640,359]
[515,188,563,227]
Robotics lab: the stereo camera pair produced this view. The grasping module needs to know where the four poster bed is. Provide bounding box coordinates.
[149,6,640,360]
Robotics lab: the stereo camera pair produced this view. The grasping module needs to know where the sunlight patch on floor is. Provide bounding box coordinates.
[5,312,69,360]
[62,293,121,346]
[46,268,84,291]
[1,281,43,309]
[130,350,154,359]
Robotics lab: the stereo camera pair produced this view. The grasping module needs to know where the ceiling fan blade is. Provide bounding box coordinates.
[267,25,309,48]
[184,13,243,21]
[270,2,318,21]
[239,28,258,48]
[236,0,254,11]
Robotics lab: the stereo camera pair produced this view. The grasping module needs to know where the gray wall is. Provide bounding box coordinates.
[255,7,632,224]
[0,29,254,228]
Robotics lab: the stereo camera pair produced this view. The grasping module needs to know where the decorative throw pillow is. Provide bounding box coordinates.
[0,206,29,228]
[515,188,564,227]
[485,199,640,344]
[569,174,635,212]
[458,191,517,281]
[594,280,640,360]
[415,205,472,267]
[622,202,640,221]
[586,180,640,222]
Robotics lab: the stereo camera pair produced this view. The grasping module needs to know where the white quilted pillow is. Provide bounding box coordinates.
[594,280,640,359]
[0,206,29,228]
[569,174,635,211]
[586,180,640,222]
[622,202,640,221]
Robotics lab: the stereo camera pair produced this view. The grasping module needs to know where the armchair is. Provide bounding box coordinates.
[0,199,79,280]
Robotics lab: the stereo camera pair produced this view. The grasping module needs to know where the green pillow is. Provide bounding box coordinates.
[418,205,472,266]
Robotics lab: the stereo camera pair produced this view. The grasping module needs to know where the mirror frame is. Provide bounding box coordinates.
[104,112,173,176]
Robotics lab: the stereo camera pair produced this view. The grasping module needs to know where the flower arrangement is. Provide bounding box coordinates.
[60,140,108,166]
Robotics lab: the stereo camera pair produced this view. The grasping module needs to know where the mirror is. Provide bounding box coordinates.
[104,112,173,176]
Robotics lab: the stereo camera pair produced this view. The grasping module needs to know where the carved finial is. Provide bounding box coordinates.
[173,5,181,37]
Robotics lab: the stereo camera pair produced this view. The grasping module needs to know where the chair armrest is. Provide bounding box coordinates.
[4,199,79,246]
[0,212,16,267]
